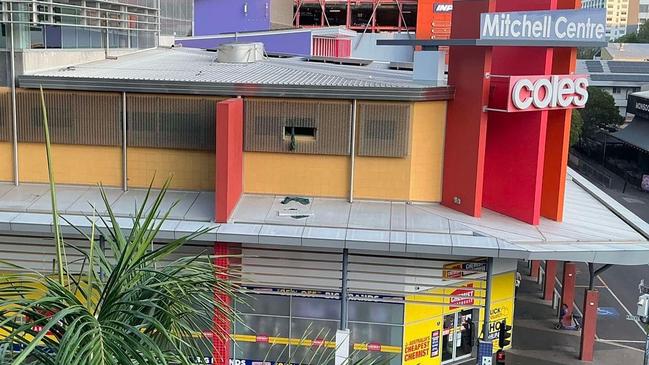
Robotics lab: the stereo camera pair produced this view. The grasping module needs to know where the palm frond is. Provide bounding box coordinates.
[0,87,238,365]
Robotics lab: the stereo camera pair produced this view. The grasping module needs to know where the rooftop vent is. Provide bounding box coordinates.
[217,42,265,63]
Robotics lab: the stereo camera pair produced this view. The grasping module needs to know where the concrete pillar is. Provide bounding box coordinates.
[213,242,232,365]
[543,260,557,301]
[530,260,540,279]
[561,262,577,314]
[579,290,600,361]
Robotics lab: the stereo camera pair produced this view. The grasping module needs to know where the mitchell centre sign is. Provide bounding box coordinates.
[480,8,606,45]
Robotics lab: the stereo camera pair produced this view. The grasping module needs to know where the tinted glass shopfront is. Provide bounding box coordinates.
[232,291,404,365]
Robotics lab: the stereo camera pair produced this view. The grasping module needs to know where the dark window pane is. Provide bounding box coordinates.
[348,322,402,347]
[348,301,404,324]
[236,294,290,316]
[292,297,340,320]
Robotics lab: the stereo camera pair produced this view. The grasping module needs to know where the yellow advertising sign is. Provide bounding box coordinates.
[403,271,516,364]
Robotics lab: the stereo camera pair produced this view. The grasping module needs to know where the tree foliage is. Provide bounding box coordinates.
[579,86,623,139]
[615,21,649,43]
[577,47,600,59]
[570,109,584,146]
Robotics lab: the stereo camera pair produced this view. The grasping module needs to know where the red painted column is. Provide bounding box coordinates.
[530,260,540,279]
[441,0,494,218]
[580,290,600,361]
[216,98,244,223]
[541,0,580,222]
[213,242,231,365]
[482,0,556,225]
[561,262,577,314]
[544,260,557,301]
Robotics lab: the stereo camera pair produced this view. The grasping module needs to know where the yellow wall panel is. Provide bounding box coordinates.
[243,152,349,198]
[353,156,411,200]
[0,142,12,182]
[127,148,215,191]
[18,143,122,186]
[409,101,446,202]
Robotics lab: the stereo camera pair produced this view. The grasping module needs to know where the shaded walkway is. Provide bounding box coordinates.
[509,267,643,364]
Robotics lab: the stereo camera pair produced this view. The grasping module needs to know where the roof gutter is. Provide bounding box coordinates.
[17,76,454,102]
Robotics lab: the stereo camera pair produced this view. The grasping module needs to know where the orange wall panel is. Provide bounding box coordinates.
[243,152,349,198]
[0,142,13,182]
[18,143,122,186]
[127,147,215,191]
[409,101,447,202]
[354,156,412,201]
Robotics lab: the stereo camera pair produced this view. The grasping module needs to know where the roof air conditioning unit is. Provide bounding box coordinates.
[217,42,265,63]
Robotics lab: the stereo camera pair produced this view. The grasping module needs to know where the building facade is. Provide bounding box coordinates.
[578,59,648,115]
[293,0,418,33]
[582,0,634,39]
[0,2,648,365]
[640,0,649,24]
[0,0,195,85]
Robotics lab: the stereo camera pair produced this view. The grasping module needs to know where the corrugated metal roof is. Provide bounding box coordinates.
[577,59,649,87]
[18,48,453,101]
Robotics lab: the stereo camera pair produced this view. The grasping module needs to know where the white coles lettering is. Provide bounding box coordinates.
[511,76,588,111]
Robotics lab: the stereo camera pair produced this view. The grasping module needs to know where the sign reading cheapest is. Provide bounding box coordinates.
[480,8,606,44]
[489,75,589,112]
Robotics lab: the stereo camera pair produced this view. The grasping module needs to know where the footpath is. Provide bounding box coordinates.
[507,268,643,365]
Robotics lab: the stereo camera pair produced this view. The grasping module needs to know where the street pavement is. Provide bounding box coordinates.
[509,268,644,365]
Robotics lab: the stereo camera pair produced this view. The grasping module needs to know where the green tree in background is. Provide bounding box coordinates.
[570,110,584,146]
[615,21,649,43]
[577,47,600,59]
[580,86,624,139]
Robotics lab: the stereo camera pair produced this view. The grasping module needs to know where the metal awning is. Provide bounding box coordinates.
[612,116,649,153]
[0,169,648,265]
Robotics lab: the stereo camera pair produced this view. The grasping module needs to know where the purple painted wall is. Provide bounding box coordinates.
[177,31,312,56]
[195,0,271,36]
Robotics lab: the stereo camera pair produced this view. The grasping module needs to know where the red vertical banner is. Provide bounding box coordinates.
[481,0,556,225]
[442,0,583,225]
[216,98,244,223]
[542,0,581,222]
[441,0,495,218]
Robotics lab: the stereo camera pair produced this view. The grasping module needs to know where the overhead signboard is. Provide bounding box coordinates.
[480,8,606,45]
[434,3,453,13]
[627,93,649,120]
[488,74,589,112]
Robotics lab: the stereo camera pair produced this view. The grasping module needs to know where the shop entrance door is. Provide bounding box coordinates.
[441,310,474,364]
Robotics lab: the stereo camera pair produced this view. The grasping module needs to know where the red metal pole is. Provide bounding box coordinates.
[320,0,325,26]
[530,260,540,279]
[346,0,351,29]
[213,242,231,365]
[561,262,577,314]
[396,0,402,31]
[294,0,302,27]
[543,260,557,301]
[372,0,378,32]
[579,290,599,361]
